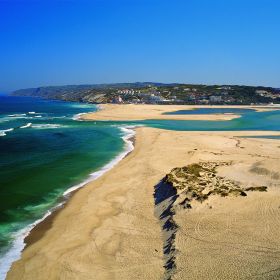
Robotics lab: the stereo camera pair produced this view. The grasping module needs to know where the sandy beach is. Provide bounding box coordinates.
[81,104,279,122]
[7,122,280,279]
[3,0,280,278]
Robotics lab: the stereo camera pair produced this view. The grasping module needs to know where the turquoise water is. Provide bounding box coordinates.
[0,96,127,276]
[163,108,254,115]
[240,135,280,140]
[1,97,280,278]
[146,109,280,131]
[91,108,280,132]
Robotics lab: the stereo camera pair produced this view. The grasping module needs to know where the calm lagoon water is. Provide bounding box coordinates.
[163,107,254,115]
[1,96,280,278]
[97,108,280,132]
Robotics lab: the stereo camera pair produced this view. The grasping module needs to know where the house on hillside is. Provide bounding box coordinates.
[113,95,123,104]
[210,95,222,103]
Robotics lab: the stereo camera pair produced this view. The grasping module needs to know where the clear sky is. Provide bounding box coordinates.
[0,0,279,91]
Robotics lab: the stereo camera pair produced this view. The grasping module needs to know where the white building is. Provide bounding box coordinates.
[256,90,269,95]
[210,96,222,103]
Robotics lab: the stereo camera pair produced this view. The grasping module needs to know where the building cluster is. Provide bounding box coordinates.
[111,86,235,104]
[113,87,171,104]
[256,90,280,100]
[117,89,140,95]
[173,88,233,104]
[109,86,280,105]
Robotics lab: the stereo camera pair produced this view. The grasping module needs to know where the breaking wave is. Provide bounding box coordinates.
[20,123,32,129]
[0,128,14,137]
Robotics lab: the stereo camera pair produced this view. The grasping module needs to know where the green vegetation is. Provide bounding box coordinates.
[164,162,268,209]
[12,82,280,105]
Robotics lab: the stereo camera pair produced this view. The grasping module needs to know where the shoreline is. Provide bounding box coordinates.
[5,103,280,279]
[72,104,101,121]
[6,128,280,279]
[24,125,134,249]
[81,104,280,122]
[0,125,136,280]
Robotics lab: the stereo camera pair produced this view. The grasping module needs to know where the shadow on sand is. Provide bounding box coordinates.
[154,180,179,280]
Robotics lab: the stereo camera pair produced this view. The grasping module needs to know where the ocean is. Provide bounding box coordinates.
[1,95,280,278]
[0,95,134,278]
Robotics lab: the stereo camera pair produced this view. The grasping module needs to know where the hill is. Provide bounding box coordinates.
[12,83,280,105]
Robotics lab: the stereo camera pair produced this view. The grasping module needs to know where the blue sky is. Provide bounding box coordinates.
[0,0,279,91]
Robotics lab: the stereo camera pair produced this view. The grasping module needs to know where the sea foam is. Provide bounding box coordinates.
[19,123,32,129]
[63,126,135,195]
[0,206,62,280]
[0,125,136,280]
[31,124,62,129]
[0,128,14,137]
[8,114,26,117]
[72,105,100,121]
[72,112,87,120]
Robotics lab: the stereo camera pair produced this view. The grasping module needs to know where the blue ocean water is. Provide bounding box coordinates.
[1,96,280,278]
[0,96,129,278]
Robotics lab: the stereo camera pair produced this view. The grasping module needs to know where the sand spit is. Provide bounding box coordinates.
[81,104,280,122]
[81,104,241,121]
[7,128,280,280]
